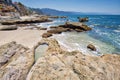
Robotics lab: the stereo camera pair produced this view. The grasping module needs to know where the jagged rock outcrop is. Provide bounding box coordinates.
[27,38,120,80]
[14,2,33,16]
[0,0,37,16]
[0,0,17,15]
[0,41,34,80]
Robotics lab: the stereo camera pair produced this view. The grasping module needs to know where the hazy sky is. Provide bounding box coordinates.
[13,0,120,14]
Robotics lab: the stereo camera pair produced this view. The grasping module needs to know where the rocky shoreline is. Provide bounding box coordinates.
[0,38,119,80]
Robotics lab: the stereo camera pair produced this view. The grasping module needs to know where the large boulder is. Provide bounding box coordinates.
[0,25,17,30]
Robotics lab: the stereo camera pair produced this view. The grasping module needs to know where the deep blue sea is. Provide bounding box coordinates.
[40,15,120,55]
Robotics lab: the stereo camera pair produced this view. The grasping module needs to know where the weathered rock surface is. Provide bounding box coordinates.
[27,38,120,80]
[0,41,34,80]
[0,39,119,80]
[0,25,17,30]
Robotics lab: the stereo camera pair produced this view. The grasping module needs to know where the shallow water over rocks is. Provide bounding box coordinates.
[35,44,48,61]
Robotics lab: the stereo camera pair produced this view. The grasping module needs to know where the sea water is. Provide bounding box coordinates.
[39,15,120,55]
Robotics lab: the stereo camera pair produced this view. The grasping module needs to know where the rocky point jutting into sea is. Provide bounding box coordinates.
[0,0,120,80]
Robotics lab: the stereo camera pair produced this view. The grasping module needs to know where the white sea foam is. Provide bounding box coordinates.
[52,32,116,55]
[114,30,120,33]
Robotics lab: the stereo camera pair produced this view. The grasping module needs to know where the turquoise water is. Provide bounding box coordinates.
[39,15,120,55]
[69,15,120,52]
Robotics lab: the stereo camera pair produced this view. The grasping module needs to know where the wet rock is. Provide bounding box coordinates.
[78,17,89,22]
[87,44,97,51]
[50,26,58,29]
[75,29,84,32]
[42,33,53,38]
[0,25,17,30]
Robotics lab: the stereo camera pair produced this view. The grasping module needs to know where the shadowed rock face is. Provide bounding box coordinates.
[27,38,120,80]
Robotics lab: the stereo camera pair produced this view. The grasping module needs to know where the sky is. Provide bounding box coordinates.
[13,0,120,14]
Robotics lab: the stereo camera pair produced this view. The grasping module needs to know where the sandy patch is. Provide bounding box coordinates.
[0,30,46,48]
